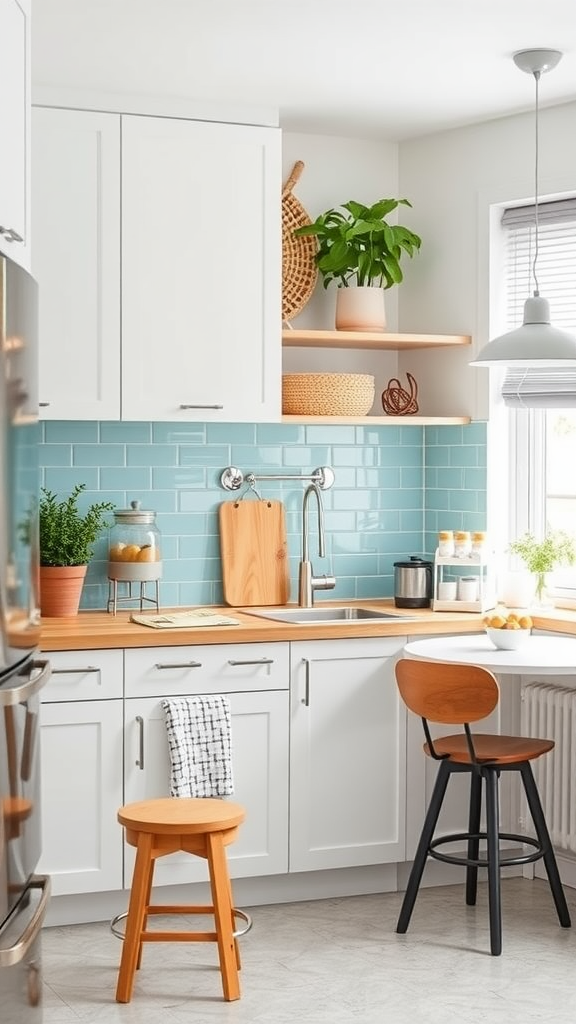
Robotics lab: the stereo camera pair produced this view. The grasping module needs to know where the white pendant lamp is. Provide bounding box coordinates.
[471,48,576,368]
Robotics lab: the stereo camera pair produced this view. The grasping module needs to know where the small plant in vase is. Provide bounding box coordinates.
[23,484,115,616]
[293,197,422,331]
[508,530,576,607]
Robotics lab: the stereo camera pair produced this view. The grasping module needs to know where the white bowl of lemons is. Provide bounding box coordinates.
[484,612,533,650]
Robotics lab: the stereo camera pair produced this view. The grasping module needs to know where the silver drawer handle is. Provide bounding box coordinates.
[0,225,23,243]
[302,657,311,707]
[52,666,100,674]
[135,715,144,769]
[154,661,203,670]
[179,404,224,410]
[227,658,274,666]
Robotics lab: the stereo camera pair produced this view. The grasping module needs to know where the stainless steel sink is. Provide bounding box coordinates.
[244,606,417,624]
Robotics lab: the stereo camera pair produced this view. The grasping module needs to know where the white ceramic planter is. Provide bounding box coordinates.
[335,285,386,332]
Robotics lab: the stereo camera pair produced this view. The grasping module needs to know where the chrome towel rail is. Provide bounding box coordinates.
[220,465,335,492]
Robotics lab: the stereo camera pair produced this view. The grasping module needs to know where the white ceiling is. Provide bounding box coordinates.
[32,0,576,140]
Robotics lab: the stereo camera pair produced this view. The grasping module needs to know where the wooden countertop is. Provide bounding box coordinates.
[39,600,576,652]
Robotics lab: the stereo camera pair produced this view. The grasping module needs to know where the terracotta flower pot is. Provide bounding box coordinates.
[40,565,88,617]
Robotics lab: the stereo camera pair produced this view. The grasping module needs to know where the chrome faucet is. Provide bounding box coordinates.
[298,482,336,607]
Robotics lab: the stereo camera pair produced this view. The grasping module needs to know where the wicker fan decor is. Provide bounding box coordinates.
[282,161,318,322]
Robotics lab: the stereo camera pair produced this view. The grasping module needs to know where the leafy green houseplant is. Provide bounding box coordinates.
[294,198,422,290]
[38,484,114,566]
[508,530,576,605]
[31,484,114,616]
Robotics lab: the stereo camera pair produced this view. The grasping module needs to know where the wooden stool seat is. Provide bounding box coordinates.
[114,797,249,1003]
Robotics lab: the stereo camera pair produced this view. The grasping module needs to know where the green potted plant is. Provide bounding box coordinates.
[34,484,114,616]
[294,197,422,330]
[508,530,576,606]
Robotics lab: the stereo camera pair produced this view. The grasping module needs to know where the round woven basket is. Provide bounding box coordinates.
[282,161,318,322]
[282,373,375,416]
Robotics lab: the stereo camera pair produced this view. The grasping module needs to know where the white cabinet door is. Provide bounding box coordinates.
[0,0,29,267]
[38,698,123,895]
[38,650,124,896]
[290,637,407,872]
[32,107,121,419]
[121,115,281,421]
[124,689,289,886]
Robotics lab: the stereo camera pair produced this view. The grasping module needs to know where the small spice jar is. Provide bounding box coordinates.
[471,531,488,558]
[454,530,472,558]
[438,530,455,557]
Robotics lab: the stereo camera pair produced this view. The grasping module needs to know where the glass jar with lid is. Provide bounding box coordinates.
[108,500,162,584]
[438,530,455,557]
[454,530,472,558]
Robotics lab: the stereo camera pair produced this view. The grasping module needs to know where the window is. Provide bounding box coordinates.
[503,199,576,595]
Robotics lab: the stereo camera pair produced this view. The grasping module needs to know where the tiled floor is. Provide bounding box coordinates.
[41,878,576,1024]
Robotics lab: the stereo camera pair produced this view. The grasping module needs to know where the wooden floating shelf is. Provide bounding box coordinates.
[281,415,471,426]
[282,329,472,351]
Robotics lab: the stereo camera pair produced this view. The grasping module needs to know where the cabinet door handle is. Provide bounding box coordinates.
[154,661,203,670]
[179,404,224,410]
[52,666,100,675]
[227,657,274,666]
[302,657,311,707]
[39,402,50,408]
[135,715,144,769]
[0,225,24,243]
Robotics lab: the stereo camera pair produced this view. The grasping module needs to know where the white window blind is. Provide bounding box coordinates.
[502,199,576,408]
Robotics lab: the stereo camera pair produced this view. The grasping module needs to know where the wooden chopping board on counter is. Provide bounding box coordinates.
[219,499,290,606]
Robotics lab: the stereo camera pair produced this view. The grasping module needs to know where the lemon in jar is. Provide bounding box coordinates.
[120,544,141,561]
[109,542,126,561]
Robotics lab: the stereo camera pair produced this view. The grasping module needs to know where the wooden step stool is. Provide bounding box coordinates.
[113,797,251,1002]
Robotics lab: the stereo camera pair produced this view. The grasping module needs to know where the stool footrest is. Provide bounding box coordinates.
[429,830,545,869]
[111,905,252,942]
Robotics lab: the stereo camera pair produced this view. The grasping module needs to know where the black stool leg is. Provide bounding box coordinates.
[465,769,482,907]
[520,763,571,928]
[397,759,451,934]
[484,767,502,956]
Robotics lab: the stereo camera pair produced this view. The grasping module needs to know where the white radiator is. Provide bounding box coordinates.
[521,681,576,854]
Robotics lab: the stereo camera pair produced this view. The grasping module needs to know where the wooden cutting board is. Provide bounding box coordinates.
[219,499,290,606]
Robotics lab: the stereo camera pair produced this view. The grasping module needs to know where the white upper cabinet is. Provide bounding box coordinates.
[0,0,30,268]
[121,115,281,421]
[32,107,121,419]
[32,107,281,421]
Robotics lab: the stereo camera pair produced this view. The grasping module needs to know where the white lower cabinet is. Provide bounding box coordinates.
[289,637,407,872]
[38,650,124,895]
[123,643,290,886]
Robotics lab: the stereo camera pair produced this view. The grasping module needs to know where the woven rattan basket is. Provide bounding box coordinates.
[282,161,318,322]
[282,373,375,416]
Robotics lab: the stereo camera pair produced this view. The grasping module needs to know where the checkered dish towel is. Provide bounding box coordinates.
[161,696,234,798]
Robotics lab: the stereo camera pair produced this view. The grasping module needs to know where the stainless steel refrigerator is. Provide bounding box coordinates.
[0,254,51,1022]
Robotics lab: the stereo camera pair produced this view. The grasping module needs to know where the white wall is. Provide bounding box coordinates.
[398,100,576,421]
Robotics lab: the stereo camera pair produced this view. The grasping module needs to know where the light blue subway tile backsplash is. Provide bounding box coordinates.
[39,420,487,609]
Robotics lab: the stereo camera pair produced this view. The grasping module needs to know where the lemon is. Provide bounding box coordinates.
[121,544,141,561]
[137,545,158,563]
[109,543,126,561]
[489,615,506,629]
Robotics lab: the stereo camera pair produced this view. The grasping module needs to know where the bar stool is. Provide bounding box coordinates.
[112,797,251,1002]
[395,658,571,955]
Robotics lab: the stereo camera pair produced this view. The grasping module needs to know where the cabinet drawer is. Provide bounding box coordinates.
[124,642,289,697]
[41,649,124,702]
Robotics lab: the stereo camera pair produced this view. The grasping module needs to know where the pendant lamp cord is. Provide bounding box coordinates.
[532,69,541,298]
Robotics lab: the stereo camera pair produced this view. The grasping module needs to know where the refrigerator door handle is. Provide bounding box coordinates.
[0,659,51,708]
[0,876,51,967]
